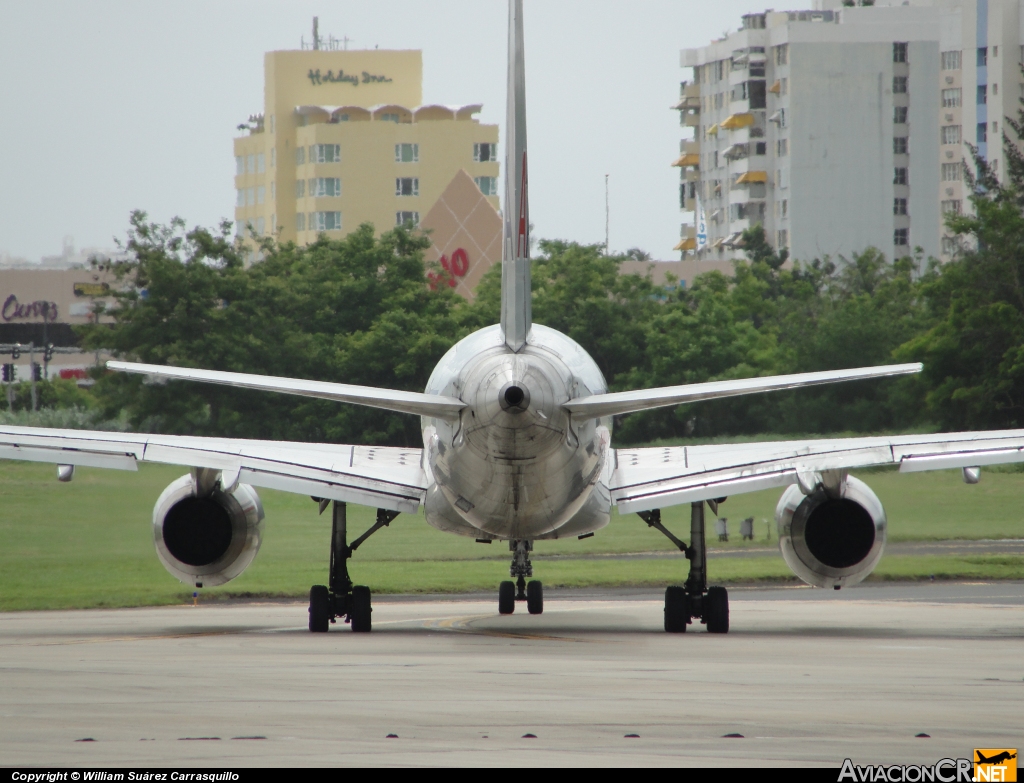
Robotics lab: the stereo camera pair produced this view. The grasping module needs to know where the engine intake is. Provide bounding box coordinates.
[153,473,265,587]
[775,475,886,589]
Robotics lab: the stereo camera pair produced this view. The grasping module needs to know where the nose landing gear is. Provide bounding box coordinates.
[498,540,543,615]
[638,502,729,634]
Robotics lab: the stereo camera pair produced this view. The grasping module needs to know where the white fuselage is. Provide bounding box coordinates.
[422,324,613,541]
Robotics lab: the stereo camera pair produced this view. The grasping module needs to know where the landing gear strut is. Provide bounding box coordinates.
[498,539,543,615]
[638,502,729,634]
[308,501,398,633]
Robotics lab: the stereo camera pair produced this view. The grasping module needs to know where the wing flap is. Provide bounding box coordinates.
[237,468,421,514]
[615,470,796,514]
[0,444,139,471]
[897,445,1024,472]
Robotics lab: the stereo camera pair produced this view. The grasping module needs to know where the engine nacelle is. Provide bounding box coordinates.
[153,474,265,587]
[775,475,886,589]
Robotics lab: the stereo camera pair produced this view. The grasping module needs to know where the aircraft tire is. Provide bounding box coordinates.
[526,580,543,615]
[309,585,331,633]
[705,586,729,633]
[350,585,372,632]
[664,586,688,633]
[498,581,516,615]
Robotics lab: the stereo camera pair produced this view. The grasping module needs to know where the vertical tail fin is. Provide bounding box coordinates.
[501,0,531,352]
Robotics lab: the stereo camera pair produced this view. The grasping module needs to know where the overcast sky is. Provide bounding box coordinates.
[0,0,757,262]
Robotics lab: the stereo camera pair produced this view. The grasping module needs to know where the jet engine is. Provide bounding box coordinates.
[152,471,265,588]
[775,474,886,589]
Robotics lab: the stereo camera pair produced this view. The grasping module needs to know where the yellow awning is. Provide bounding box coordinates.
[707,124,719,136]
[721,112,755,130]
[768,80,781,94]
[671,153,700,167]
[674,238,697,251]
[736,170,768,184]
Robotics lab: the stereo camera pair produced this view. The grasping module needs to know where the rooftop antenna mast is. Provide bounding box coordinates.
[605,174,610,255]
[313,17,320,50]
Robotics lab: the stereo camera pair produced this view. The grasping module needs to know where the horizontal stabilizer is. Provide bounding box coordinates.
[107,361,466,420]
[562,363,923,420]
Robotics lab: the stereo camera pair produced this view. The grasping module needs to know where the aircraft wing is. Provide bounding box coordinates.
[0,425,426,513]
[610,429,1024,513]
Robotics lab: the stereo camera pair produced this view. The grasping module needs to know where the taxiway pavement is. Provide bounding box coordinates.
[2,583,1022,767]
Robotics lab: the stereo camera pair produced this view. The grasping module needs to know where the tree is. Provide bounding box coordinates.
[80,212,462,445]
[615,268,779,443]
[464,240,662,388]
[614,226,931,443]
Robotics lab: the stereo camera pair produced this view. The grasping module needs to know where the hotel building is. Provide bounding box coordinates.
[233,41,501,274]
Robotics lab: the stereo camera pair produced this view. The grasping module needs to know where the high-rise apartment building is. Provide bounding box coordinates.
[674,0,1023,263]
[234,42,499,247]
[935,0,1023,255]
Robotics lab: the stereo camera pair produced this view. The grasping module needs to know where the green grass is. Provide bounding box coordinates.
[1,460,1023,611]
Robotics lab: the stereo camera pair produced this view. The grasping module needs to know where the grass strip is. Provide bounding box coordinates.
[2,461,1024,611]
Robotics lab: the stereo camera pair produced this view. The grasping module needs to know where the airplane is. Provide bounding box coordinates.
[4,0,1024,635]
[976,752,1017,765]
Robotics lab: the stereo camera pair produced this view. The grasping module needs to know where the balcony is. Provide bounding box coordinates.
[672,150,700,168]
[679,180,698,210]
[729,202,766,224]
[728,157,752,178]
[734,170,768,186]
[673,223,697,252]
[724,142,748,161]
[674,81,701,126]
[721,112,755,131]
[672,95,701,112]
[721,229,747,246]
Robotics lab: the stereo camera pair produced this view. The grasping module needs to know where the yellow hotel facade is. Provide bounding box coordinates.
[233,48,500,246]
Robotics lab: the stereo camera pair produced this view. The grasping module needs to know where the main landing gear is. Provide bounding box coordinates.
[638,501,729,634]
[308,500,398,633]
[498,539,543,615]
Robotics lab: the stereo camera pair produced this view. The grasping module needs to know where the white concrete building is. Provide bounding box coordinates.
[674,0,1024,264]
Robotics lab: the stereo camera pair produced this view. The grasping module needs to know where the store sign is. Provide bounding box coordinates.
[307,68,393,87]
[2,295,58,322]
[73,282,110,297]
[428,248,469,290]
